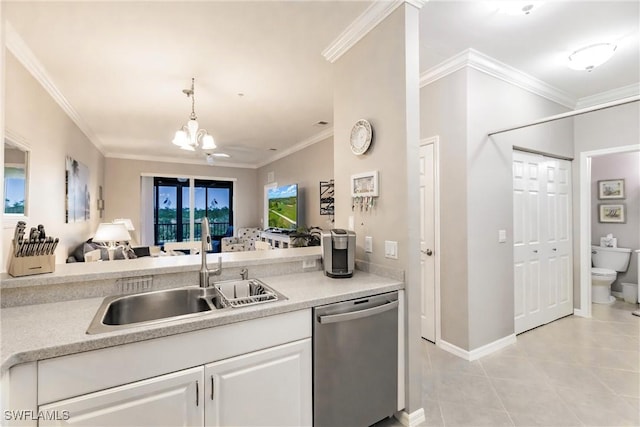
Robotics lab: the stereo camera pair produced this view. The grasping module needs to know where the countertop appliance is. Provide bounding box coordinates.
[321,229,355,278]
[313,291,398,427]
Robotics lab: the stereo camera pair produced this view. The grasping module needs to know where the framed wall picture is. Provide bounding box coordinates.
[351,171,379,197]
[598,204,625,223]
[598,179,625,199]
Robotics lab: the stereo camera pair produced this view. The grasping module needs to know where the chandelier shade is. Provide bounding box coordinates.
[172,78,217,153]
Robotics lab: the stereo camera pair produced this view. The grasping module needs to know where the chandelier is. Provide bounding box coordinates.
[172,78,216,152]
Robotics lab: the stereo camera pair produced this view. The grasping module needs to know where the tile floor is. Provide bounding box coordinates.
[377,299,640,427]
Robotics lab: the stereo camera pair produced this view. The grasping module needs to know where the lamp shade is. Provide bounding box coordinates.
[94,223,131,243]
[113,218,135,231]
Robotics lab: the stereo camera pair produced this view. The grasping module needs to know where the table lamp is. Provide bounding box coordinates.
[113,218,136,246]
[94,223,131,260]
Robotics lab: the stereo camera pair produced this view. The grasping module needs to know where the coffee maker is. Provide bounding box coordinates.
[321,229,355,278]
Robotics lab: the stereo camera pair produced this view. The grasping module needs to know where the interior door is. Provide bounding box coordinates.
[419,142,436,342]
[513,151,572,334]
[543,158,573,321]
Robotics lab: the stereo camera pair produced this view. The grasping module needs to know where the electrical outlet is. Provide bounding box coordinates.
[303,258,317,269]
[498,229,507,243]
[365,236,373,253]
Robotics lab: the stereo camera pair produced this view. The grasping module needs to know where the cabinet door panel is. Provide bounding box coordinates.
[205,339,311,427]
[39,367,203,427]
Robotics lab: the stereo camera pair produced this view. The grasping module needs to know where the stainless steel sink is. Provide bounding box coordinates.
[87,280,286,334]
[87,287,224,334]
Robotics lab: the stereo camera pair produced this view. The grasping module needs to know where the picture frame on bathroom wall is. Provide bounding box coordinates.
[598,179,625,199]
[599,204,626,223]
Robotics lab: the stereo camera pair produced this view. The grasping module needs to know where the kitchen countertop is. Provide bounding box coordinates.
[0,270,403,374]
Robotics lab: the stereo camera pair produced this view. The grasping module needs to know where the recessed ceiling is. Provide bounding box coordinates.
[4,1,638,167]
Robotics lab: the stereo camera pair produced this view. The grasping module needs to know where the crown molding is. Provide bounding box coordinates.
[322,0,426,64]
[4,128,31,150]
[420,48,576,109]
[104,153,257,169]
[5,21,105,155]
[107,128,333,169]
[575,83,640,109]
[255,128,334,169]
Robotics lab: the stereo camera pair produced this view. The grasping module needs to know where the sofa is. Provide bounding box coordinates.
[67,239,139,262]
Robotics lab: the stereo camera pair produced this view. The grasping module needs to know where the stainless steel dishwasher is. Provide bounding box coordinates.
[313,291,398,427]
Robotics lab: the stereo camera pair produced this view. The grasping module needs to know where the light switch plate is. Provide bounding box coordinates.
[384,240,398,259]
[364,236,373,253]
[348,216,354,231]
[498,229,507,243]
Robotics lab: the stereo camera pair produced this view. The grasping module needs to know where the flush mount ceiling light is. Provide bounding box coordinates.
[497,1,543,15]
[568,43,617,72]
[172,77,217,152]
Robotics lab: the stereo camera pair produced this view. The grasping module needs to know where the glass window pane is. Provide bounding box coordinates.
[208,188,230,236]
[4,173,25,215]
[157,186,177,243]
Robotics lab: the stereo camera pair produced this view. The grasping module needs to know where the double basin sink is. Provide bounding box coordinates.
[87,279,285,334]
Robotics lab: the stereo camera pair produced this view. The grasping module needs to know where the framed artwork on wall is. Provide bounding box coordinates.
[598,179,625,199]
[65,156,90,223]
[599,204,625,223]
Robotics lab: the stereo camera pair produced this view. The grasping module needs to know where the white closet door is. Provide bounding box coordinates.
[513,151,572,334]
[543,158,573,321]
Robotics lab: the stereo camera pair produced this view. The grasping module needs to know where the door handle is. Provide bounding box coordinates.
[318,300,398,324]
[421,249,433,256]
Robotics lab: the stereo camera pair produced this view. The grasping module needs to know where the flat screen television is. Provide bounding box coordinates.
[267,184,298,232]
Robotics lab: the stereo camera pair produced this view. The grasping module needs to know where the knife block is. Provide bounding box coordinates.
[8,253,55,277]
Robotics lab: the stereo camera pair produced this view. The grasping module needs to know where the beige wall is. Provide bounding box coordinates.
[421,67,573,350]
[104,158,259,245]
[420,68,470,349]
[3,51,105,269]
[333,4,422,413]
[257,136,334,230]
[591,151,639,291]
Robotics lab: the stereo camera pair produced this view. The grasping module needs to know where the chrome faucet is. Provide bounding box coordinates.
[199,218,222,288]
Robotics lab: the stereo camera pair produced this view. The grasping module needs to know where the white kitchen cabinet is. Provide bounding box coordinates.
[38,367,203,427]
[205,339,312,427]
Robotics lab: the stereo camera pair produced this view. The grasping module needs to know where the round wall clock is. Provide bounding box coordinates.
[349,119,373,155]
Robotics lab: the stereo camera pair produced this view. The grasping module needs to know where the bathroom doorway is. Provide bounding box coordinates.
[578,144,640,318]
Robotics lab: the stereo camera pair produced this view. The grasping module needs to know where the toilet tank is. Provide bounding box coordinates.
[591,246,632,272]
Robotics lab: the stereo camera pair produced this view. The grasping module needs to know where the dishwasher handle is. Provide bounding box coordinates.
[318,300,398,324]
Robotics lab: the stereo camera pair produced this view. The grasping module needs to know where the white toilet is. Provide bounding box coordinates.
[591,246,632,304]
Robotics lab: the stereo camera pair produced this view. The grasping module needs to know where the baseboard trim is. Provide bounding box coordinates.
[573,308,590,318]
[394,408,426,427]
[438,334,517,361]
